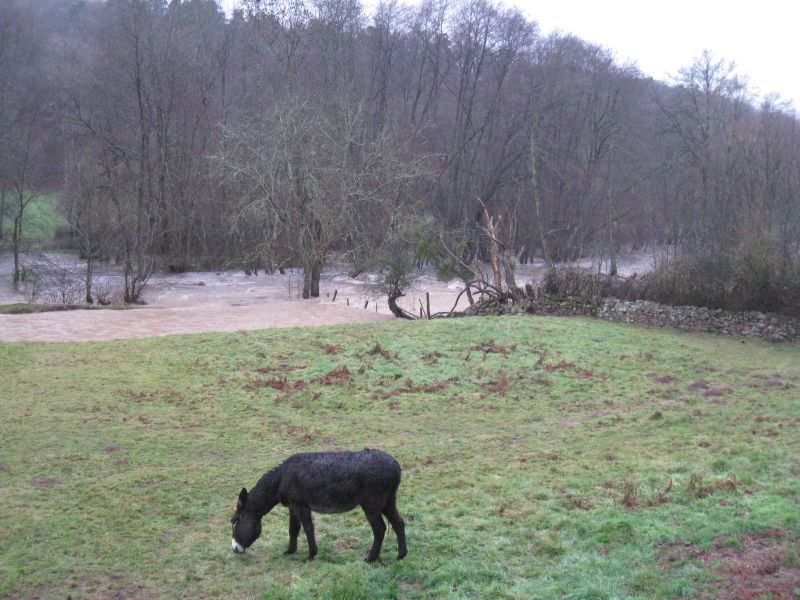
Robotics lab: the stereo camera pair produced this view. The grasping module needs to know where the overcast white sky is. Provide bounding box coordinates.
[223,0,800,108]
[518,0,799,108]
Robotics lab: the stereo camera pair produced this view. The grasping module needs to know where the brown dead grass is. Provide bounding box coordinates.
[620,479,639,509]
[368,342,392,359]
[244,377,289,391]
[560,489,595,510]
[543,360,604,380]
[478,371,510,395]
[687,474,737,499]
[315,366,354,385]
[472,340,517,356]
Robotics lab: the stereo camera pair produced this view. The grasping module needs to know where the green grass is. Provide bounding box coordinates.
[0,303,131,315]
[0,316,798,599]
[1,193,67,241]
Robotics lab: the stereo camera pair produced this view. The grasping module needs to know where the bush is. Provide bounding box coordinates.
[543,236,800,317]
[541,267,648,302]
[641,236,800,315]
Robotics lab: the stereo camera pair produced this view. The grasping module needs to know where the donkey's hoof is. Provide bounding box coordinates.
[397,549,407,560]
[283,548,297,556]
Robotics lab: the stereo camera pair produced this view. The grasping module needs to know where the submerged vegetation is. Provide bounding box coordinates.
[1,316,797,598]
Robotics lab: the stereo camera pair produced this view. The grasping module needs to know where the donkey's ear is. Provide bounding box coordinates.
[238,487,248,506]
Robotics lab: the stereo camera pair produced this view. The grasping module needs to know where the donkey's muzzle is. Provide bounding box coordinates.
[231,538,245,553]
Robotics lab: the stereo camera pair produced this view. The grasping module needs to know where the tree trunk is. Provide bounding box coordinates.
[85,255,94,304]
[311,261,321,297]
[531,124,554,276]
[501,253,520,299]
[487,239,503,290]
[0,189,6,242]
[387,287,413,319]
[464,280,475,305]
[12,211,22,286]
[480,199,504,291]
[607,172,618,277]
[302,265,311,299]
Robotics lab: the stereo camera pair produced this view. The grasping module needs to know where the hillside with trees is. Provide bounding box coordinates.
[1,0,798,314]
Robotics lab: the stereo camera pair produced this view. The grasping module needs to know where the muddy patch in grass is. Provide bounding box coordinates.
[688,379,712,390]
[661,529,799,600]
[31,476,60,488]
[701,386,734,397]
[13,579,157,600]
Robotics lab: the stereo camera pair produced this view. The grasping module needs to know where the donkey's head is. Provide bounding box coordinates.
[230,488,262,553]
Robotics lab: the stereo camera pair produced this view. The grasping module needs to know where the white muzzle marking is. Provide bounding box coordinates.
[231,538,245,553]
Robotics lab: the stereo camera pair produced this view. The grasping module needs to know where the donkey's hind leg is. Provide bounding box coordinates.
[382,488,407,559]
[362,504,387,562]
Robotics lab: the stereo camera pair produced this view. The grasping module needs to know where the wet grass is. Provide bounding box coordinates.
[0,316,798,599]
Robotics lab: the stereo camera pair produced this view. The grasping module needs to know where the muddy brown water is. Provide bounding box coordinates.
[0,251,654,342]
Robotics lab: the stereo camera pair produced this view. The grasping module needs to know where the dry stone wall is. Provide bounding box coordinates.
[597,299,799,341]
[513,297,799,342]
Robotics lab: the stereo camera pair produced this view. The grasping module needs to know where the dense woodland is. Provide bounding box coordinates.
[1,0,798,313]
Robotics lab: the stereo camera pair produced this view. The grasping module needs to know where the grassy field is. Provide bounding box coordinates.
[1,193,67,241]
[0,316,798,599]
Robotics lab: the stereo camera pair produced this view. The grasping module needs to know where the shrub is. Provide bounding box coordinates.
[543,234,800,316]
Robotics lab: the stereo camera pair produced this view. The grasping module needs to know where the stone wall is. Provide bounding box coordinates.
[596,299,799,341]
[514,296,799,342]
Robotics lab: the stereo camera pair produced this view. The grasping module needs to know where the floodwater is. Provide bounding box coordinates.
[0,251,656,342]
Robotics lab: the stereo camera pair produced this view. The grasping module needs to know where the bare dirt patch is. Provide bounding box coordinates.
[689,379,711,390]
[18,577,159,600]
[31,476,60,488]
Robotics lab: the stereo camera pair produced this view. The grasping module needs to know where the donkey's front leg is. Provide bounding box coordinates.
[284,509,300,555]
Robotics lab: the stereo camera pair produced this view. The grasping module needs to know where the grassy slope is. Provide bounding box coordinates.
[1,193,67,241]
[0,316,797,599]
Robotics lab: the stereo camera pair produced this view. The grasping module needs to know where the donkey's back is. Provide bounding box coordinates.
[278,449,401,514]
